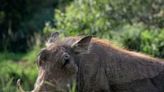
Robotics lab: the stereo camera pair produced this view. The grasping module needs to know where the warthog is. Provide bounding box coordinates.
[18,32,164,92]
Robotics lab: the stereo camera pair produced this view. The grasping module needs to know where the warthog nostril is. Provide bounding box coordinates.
[64,54,70,59]
[62,54,70,67]
[63,58,70,68]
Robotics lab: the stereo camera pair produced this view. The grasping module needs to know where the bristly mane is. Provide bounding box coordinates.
[63,37,164,84]
[89,38,164,84]
[92,38,163,63]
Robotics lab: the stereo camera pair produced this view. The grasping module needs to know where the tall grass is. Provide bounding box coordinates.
[0,46,40,92]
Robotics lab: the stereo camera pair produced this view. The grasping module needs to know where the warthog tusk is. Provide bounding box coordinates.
[17,79,26,92]
[44,81,56,87]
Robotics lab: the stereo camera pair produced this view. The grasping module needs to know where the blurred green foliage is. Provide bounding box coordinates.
[118,24,164,58]
[47,0,164,57]
[0,46,40,91]
[53,0,163,35]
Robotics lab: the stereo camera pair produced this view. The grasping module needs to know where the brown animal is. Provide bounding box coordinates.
[27,32,164,92]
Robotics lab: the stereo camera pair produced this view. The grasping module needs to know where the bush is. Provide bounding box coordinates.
[140,29,164,57]
[48,0,164,58]
[118,24,164,58]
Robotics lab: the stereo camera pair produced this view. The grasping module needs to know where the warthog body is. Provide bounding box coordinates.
[31,32,164,92]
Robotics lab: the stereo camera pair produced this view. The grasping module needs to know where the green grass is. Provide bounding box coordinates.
[0,46,40,92]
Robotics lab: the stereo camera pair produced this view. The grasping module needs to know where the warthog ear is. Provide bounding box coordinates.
[46,32,59,46]
[72,36,92,53]
[48,32,59,43]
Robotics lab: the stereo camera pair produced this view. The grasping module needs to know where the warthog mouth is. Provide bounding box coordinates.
[17,79,44,92]
[17,79,70,92]
[17,79,52,92]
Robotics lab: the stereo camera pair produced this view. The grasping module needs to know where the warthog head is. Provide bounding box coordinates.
[26,32,92,92]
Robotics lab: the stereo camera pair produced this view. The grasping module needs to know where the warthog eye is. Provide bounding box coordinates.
[62,54,70,67]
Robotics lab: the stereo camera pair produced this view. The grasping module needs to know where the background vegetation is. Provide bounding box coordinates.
[0,0,163,91]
